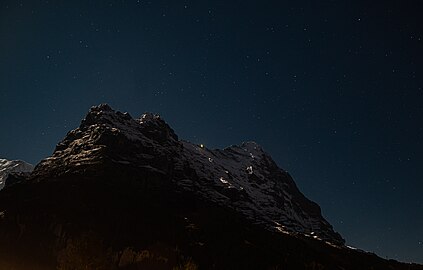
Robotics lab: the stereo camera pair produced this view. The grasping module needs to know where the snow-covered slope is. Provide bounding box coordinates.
[33,104,344,245]
[0,159,34,190]
[175,141,343,244]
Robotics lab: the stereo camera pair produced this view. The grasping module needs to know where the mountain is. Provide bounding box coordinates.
[0,104,421,270]
[0,158,33,190]
[33,104,343,245]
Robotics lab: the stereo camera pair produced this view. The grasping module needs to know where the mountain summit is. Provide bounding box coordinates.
[0,158,33,190]
[0,104,421,269]
[33,104,343,245]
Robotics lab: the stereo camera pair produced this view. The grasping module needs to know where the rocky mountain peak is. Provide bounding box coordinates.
[33,104,178,178]
[80,104,133,129]
[137,112,178,142]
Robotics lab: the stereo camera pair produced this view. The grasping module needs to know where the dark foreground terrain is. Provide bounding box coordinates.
[0,166,421,270]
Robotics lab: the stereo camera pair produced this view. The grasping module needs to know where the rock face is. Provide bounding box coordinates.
[0,159,33,190]
[33,104,343,245]
[33,104,178,180]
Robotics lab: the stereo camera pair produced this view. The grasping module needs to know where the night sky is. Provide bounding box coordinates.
[1,0,422,263]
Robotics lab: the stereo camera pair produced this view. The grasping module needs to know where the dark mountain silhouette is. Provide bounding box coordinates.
[0,104,421,270]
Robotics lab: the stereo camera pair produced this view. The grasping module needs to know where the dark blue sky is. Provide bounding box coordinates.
[1,0,422,263]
